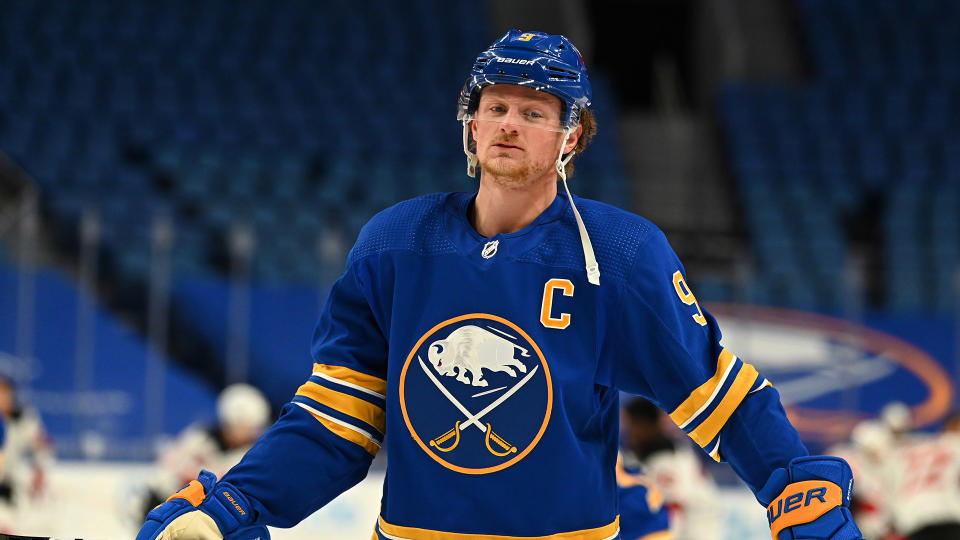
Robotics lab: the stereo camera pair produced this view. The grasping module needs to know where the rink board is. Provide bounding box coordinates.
[1,462,769,539]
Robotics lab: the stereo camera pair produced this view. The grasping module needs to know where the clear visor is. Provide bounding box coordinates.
[470,108,565,133]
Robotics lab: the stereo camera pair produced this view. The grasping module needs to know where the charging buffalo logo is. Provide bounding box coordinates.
[399,313,553,475]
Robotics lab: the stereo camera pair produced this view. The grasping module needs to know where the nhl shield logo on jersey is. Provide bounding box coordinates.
[400,313,553,474]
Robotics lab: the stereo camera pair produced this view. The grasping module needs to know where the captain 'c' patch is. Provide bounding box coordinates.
[399,313,553,475]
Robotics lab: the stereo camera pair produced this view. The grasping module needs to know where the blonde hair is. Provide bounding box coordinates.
[564,108,596,178]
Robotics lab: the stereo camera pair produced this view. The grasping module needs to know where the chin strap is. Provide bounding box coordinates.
[556,129,600,286]
[462,119,479,178]
[461,122,601,286]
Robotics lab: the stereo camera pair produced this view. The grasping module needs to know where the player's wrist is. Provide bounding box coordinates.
[198,476,258,534]
[138,470,263,540]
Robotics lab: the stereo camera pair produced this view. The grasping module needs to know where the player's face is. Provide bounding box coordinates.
[622,417,659,453]
[471,85,574,186]
[0,381,12,417]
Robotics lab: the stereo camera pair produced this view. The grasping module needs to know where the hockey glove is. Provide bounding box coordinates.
[757,456,864,540]
[137,469,269,540]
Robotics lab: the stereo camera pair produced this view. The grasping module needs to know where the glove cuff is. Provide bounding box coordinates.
[766,480,843,538]
[758,456,859,540]
[201,479,258,534]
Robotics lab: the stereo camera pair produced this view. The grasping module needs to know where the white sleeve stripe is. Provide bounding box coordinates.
[678,355,739,429]
[312,371,387,400]
[708,437,721,458]
[294,402,382,447]
[749,378,771,394]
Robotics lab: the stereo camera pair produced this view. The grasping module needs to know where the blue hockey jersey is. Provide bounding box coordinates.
[222,191,808,538]
[617,456,671,540]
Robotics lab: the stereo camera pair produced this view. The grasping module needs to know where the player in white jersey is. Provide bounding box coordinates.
[620,397,721,540]
[884,417,960,540]
[828,421,895,539]
[139,384,271,519]
[0,376,52,506]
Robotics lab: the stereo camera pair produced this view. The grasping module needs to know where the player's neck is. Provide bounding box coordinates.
[471,176,558,237]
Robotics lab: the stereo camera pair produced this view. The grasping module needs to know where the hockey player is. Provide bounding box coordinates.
[138,30,863,540]
[617,454,671,540]
[0,375,52,506]
[884,417,960,539]
[620,397,721,540]
[827,420,896,539]
[139,384,271,520]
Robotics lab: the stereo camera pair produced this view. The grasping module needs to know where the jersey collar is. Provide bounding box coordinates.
[444,191,568,260]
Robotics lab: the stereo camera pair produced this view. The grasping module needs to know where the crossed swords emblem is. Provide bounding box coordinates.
[418,356,539,457]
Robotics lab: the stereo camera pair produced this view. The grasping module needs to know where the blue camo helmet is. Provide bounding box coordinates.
[458,30,592,130]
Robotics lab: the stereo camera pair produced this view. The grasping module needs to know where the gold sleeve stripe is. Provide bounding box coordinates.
[669,349,738,429]
[297,381,386,433]
[378,515,620,540]
[688,363,760,447]
[637,532,673,540]
[294,402,380,455]
[313,363,387,399]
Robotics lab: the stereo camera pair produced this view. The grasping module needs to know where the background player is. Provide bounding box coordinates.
[137,30,862,540]
[620,397,721,540]
[882,414,960,539]
[617,453,672,540]
[0,376,52,510]
[827,420,896,539]
[137,383,271,520]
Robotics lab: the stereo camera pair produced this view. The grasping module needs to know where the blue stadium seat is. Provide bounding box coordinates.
[0,0,640,423]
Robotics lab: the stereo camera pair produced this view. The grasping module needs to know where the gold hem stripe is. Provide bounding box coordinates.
[377,515,620,540]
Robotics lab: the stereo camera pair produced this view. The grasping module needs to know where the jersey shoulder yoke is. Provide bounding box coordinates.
[348,193,458,264]
[519,196,664,284]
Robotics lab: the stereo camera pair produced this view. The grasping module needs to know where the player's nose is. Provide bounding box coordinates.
[498,120,520,134]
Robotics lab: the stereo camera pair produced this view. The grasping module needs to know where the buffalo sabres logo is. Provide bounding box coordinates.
[400,313,553,474]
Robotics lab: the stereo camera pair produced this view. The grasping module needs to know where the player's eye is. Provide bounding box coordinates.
[526,110,544,119]
[489,105,506,114]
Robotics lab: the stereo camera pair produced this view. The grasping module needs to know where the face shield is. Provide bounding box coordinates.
[461,102,575,181]
[470,105,566,133]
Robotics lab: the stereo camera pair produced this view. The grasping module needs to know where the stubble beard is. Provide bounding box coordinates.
[479,151,556,190]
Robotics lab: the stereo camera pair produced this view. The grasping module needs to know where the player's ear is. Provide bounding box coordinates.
[470,118,478,140]
[563,123,582,154]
